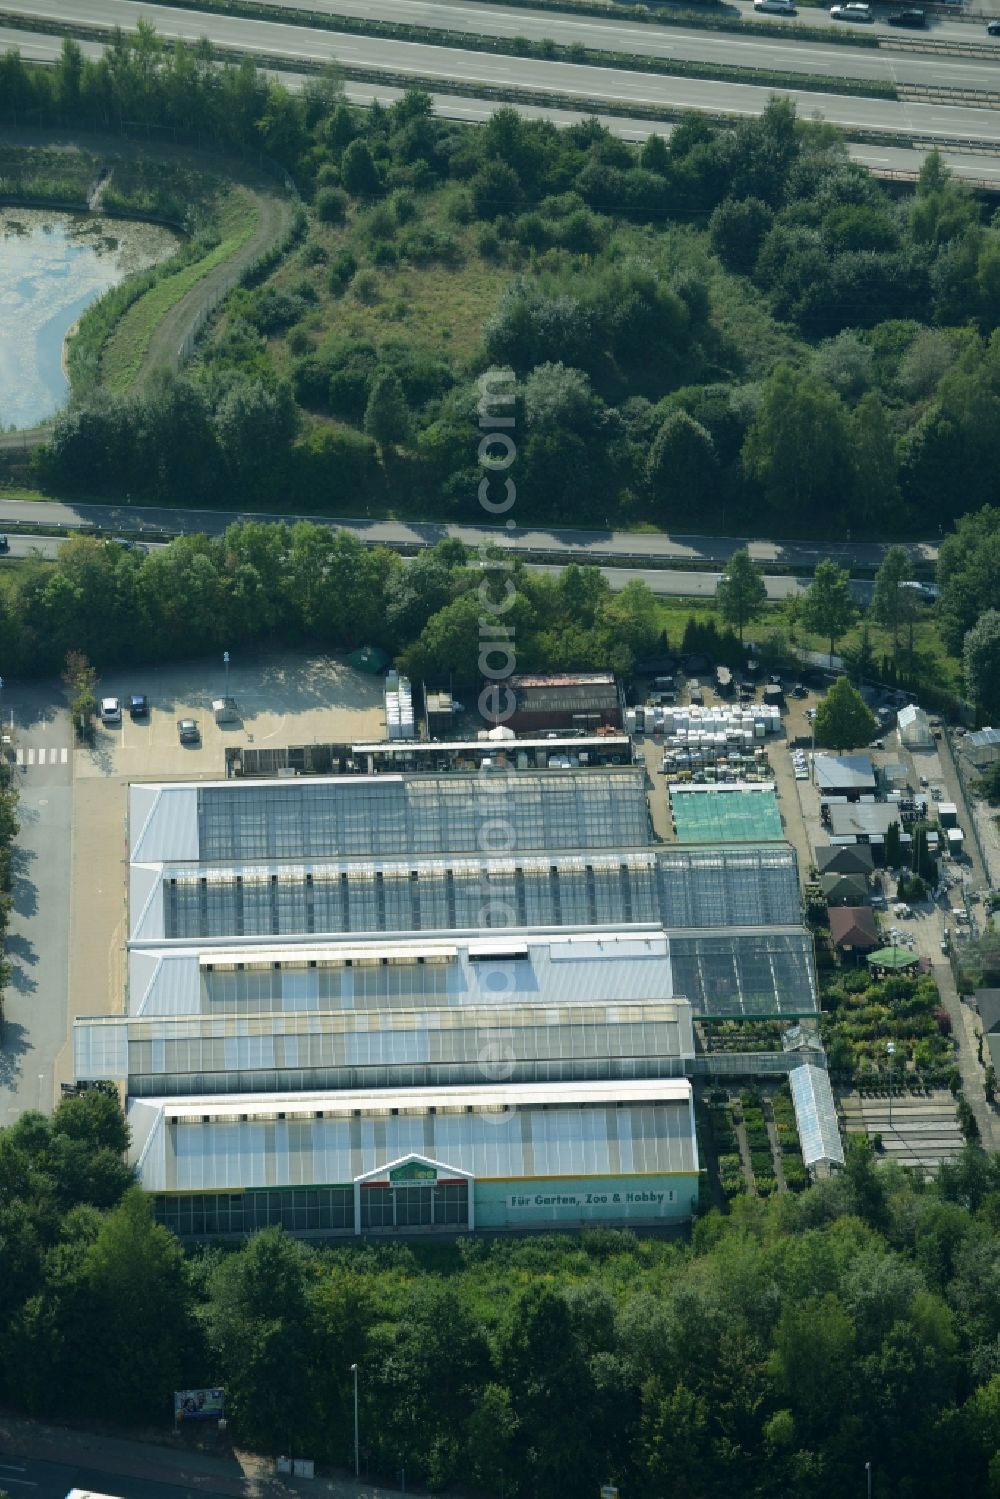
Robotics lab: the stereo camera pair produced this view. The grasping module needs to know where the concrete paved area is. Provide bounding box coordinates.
[0,685,73,1123]
[840,1088,966,1173]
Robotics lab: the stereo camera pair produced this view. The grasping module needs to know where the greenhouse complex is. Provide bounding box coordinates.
[74,768,834,1238]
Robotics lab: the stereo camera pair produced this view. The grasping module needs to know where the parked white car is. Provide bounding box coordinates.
[99,696,121,725]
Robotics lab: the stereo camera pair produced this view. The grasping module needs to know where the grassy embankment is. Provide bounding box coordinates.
[100,186,260,391]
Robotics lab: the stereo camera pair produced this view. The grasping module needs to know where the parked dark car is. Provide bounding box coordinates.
[177,718,200,744]
[128,694,149,720]
[887,8,925,24]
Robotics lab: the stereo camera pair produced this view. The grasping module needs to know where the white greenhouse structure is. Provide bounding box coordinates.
[897,703,932,750]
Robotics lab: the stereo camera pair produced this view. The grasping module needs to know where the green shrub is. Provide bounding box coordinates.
[328,246,358,292]
[391,189,417,225]
[351,268,381,303]
[315,187,348,225]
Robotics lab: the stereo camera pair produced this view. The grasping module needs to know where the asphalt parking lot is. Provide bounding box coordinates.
[76,650,385,783]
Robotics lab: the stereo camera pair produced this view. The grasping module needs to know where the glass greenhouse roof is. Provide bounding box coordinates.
[161,846,802,943]
[196,770,650,862]
[75,1000,695,1096]
[789,1063,844,1170]
[667,932,817,1018]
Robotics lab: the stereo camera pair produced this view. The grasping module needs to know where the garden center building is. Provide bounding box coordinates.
[74,767,830,1236]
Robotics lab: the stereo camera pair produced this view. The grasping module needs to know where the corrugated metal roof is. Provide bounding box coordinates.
[128,931,674,1018]
[814,755,877,792]
[828,803,899,838]
[789,1064,844,1170]
[130,786,199,865]
[130,1079,697,1192]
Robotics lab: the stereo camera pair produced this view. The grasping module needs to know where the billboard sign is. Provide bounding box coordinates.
[389,1160,436,1183]
[174,1388,225,1421]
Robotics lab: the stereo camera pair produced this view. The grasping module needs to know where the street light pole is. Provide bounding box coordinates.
[350,1363,359,1480]
[866,1459,872,1499]
[223,650,230,700]
[887,1042,896,1131]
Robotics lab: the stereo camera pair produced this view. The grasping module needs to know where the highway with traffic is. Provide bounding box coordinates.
[6,27,1000,181]
[136,0,1000,88]
[0,494,937,566]
[6,0,1000,146]
[228,0,1000,46]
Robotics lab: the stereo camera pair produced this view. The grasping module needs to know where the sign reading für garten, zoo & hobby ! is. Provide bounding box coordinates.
[507,1190,673,1209]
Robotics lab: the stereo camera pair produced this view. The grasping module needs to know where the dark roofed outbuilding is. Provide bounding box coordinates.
[829,906,880,952]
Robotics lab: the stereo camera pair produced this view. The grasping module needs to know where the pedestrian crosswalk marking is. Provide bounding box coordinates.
[15,745,70,767]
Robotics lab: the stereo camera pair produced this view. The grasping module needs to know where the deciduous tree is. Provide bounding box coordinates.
[802,560,857,666]
[964,609,1000,722]
[716,548,767,643]
[814,675,877,752]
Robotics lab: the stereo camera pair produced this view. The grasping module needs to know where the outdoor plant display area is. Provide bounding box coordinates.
[821,970,957,1090]
[703,1084,808,1201]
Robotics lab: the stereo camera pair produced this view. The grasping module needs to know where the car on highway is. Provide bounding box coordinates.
[988,17,1000,33]
[0,535,9,554]
[831,2,874,19]
[887,8,925,23]
[100,696,121,726]
[754,0,797,12]
[177,718,200,744]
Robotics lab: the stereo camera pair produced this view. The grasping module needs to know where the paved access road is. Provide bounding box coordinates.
[0,688,73,1125]
[8,0,1000,143]
[191,0,1000,89]
[6,27,1000,183]
[0,494,938,569]
[0,1453,242,1499]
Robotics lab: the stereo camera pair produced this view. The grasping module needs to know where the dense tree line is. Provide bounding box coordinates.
[2,1090,1000,1498]
[5,37,1000,536]
[930,506,1000,719]
[0,527,661,682]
